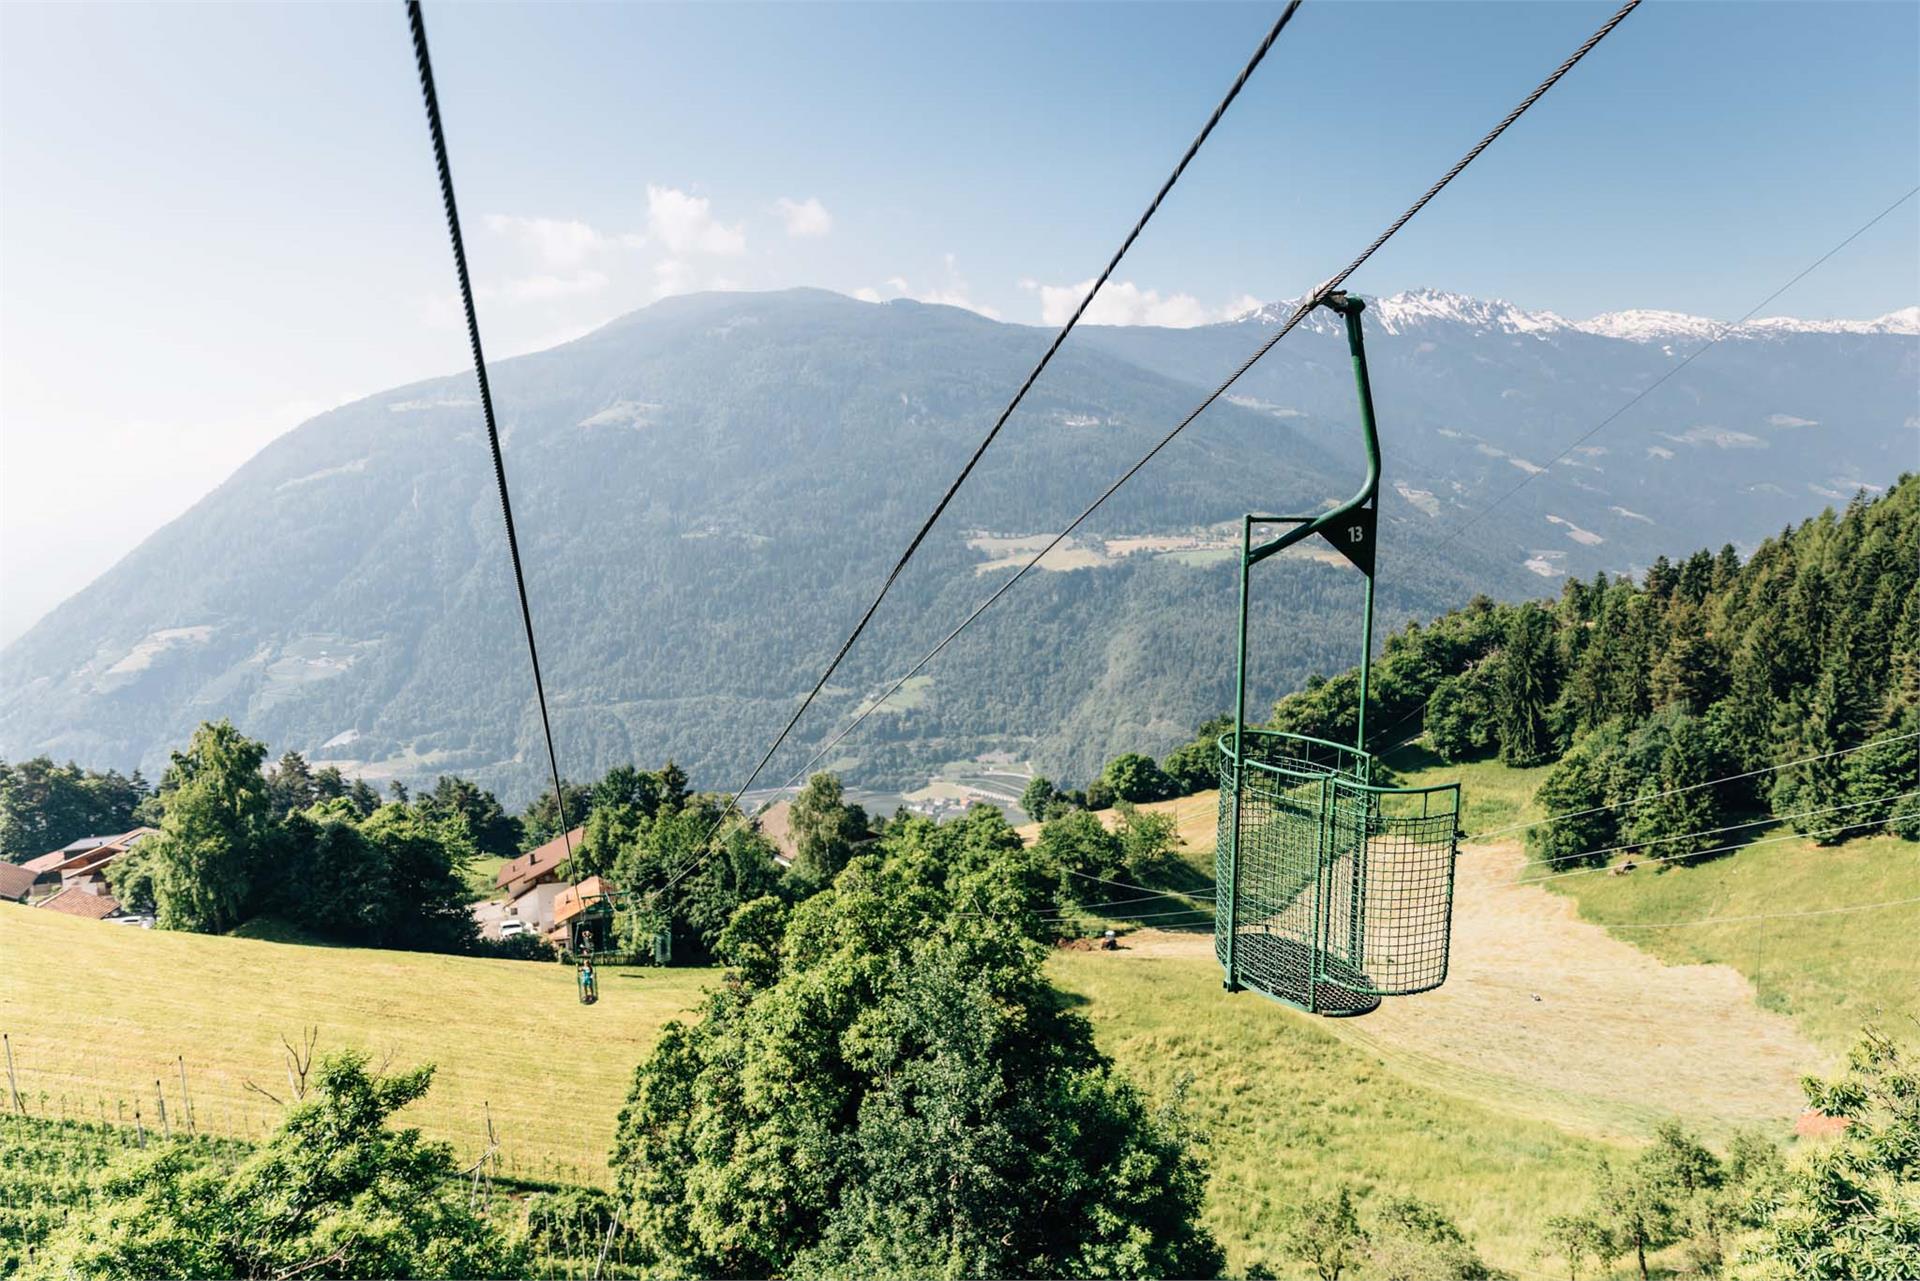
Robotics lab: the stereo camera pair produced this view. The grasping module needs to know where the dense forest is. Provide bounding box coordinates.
[1042,479,1919,866]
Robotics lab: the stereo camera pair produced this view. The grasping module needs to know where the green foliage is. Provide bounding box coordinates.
[0,756,148,864]
[1114,804,1184,883]
[786,772,870,891]
[1732,1029,1920,1280]
[22,1053,525,1280]
[1020,774,1060,822]
[1543,1120,1788,1281]
[1496,604,1562,767]
[1161,726,1224,795]
[141,721,277,933]
[0,1118,246,1276]
[412,774,522,860]
[103,722,481,951]
[1282,1184,1504,1281]
[610,808,1222,1278]
[1035,809,1125,897]
[1102,752,1175,804]
[582,764,786,962]
[1293,481,1919,862]
[521,779,592,847]
[1425,666,1498,764]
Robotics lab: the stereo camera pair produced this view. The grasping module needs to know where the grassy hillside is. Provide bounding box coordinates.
[1551,828,1920,1051]
[9,901,1621,1275]
[1,905,712,1185]
[1052,948,1610,1273]
[1384,752,1920,1054]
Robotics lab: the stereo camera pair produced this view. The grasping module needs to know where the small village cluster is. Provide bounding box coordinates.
[0,827,156,925]
[467,805,804,950]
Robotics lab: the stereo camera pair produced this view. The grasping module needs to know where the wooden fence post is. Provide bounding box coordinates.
[3,1033,21,1114]
[155,1080,170,1139]
[177,1056,196,1136]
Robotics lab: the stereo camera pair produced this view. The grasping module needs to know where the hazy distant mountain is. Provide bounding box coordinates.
[1,288,1912,801]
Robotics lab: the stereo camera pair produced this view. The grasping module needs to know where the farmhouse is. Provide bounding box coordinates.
[0,861,35,904]
[20,827,156,904]
[757,800,799,868]
[473,826,583,939]
[35,885,138,923]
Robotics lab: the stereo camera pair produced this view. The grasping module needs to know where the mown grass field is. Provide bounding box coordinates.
[1552,827,1920,1051]
[8,899,1614,1276]
[2,905,711,1185]
[1386,749,1919,1056]
[1051,947,1612,1275]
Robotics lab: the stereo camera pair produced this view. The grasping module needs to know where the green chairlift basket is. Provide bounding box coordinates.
[1216,294,1461,1016]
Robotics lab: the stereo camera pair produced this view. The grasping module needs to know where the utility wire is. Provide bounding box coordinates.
[1607,894,1920,931]
[1510,811,1919,887]
[1521,787,1920,869]
[1027,784,1920,903]
[1361,188,1920,757]
[1440,185,1920,549]
[660,2,1308,894]
[711,0,1645,856]
[1471,730,1917,840]
[407,0,574,863]
[1068,867,1214,899]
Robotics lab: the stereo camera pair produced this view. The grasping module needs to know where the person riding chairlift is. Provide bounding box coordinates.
[577,927,599,1005]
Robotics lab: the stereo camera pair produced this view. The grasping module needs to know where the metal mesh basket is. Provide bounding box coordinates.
[1217,730,1459,1014]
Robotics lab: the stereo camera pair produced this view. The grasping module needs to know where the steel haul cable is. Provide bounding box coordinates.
[407,0,575,864]
[656,0,1644,897]
[660,1,1309,893]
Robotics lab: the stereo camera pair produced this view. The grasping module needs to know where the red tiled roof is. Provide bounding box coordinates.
[757,801,798,865]
[550,876,614,928]
[0,863,36,900]
[37,888,124,919]
[25,828,156,877]
[495,827,584,892]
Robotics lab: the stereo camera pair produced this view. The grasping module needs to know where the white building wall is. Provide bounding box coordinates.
[508,881,566,930]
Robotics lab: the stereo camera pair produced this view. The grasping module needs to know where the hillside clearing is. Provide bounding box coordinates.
[1552,826,1920,1051]
[1329,841,1821,1140]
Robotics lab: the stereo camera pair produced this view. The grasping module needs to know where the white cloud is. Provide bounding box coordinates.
[646,186,745,256]
[774,196,832,238]
[858,256,1000,319]
[482,215,639,268]
[494,272,609,302]
[1023,278,1252,328]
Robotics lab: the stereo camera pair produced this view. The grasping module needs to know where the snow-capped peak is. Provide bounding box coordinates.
[1369,288,1571,336]
[1574,309,1725,343]
[1231,289,1918,343]
[1233,288,1569,337]
[1577,305,1920,343]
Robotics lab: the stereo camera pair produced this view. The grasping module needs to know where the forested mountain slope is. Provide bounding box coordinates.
[1270,477,1919,858]
[1,288,1912,802]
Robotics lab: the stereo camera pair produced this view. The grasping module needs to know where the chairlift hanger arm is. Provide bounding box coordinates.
[1244,293,1381,571]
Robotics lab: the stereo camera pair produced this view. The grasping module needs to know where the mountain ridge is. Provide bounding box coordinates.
[2,286,1912,802]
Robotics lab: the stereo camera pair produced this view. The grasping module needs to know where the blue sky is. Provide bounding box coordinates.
[1,1,1916,642]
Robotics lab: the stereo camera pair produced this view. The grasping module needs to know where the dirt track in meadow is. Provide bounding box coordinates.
[1130,841,1822,1136]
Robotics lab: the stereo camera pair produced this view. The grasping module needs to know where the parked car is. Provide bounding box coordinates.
[498,919,527,938]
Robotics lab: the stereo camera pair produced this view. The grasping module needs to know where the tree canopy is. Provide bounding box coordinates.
[610,805,1223,1278]
[22,1052,525,1280]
